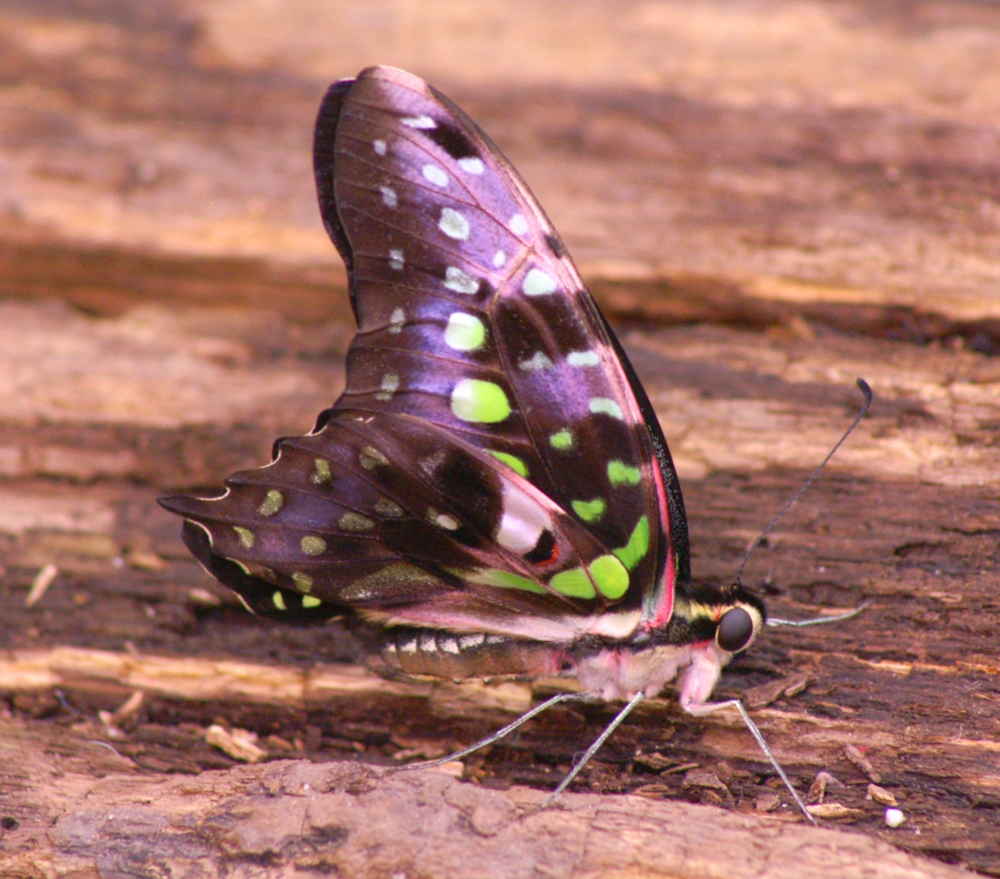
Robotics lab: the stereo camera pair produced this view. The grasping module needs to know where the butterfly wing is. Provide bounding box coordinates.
[161,66,689,639]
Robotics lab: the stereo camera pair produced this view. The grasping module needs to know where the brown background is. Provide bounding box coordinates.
[1,1,999,876]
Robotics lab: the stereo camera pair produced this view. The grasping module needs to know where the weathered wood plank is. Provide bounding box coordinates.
[2,2,1000,331]
[0,737,971,879]
[1,1,999,876]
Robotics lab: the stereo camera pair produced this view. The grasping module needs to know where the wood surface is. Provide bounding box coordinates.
[1,1,999,876]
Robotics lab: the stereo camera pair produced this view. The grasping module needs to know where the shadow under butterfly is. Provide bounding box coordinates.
[159,65,870,822]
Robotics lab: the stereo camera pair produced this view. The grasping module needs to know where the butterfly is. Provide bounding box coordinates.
[159,65,813,814]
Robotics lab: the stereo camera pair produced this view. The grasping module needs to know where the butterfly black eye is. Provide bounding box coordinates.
[716,607,754,652]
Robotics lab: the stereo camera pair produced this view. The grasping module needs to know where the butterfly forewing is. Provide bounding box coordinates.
[316,66,673,609]
[162,65,687,638]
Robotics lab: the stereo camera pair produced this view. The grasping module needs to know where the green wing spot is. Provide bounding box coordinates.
[608,460,641,486]
[313,458,332,484]
[338,512,376,532]
[292,572,314,592]
[444,312,486,351]
[571,498,606,523]
[550,567,597,599]
[614,515,650,571]
[374,497,403,518]
[589,554,630,600]
[360,446,389,470]
[272,590,287,611]
[549,429,573,450]
[467,568,547,594]
[343,563,442,601]
[233,526,255,549]
[489,451,528,478]
[300,535,327,556]
[258,489,284,517]
[451,379,511,423]
[302,595,322,608]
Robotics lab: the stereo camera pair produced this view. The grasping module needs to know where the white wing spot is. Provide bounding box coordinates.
[439,208,470,241]
[379,186,398,208]
[401,115,436,129]
[433,512,460,531]
[443,266,480,295]
[493,250,507,268]
[567,350,600,367]
[458,634,486,649]
[589,397,625,420]
[522,268,557,296]
[496,483,551,553]
[420,452,446,476]
[399,636,418,654]
[458,157,485,175]
[375,373,399,401]
[439,637,461,654]
[510,213,529,236]
[373,139,387,155]
[422,164,448,187]
[389,249,405,271]
[388,307,405,333]
[518,351,553,371]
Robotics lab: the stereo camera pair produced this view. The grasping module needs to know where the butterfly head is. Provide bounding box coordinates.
[668,581,766,657]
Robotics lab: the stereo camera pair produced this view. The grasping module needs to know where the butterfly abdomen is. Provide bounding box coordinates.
[370,626,557,680]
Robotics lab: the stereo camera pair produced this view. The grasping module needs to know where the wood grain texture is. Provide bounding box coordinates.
[1,1,999,876]
[0,738,974,879]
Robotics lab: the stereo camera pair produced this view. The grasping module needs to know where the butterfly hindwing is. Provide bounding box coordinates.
[165,407,636,640]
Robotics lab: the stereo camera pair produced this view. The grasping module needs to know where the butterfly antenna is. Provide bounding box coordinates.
[736,378,872,587]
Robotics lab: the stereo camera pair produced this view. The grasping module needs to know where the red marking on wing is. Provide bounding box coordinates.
[535,542,560,567]
[645,450,675,629]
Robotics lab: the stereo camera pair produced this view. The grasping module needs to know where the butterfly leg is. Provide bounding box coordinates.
[684,698,816,824]
[542,690,646,807]
[394,691,596,774]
